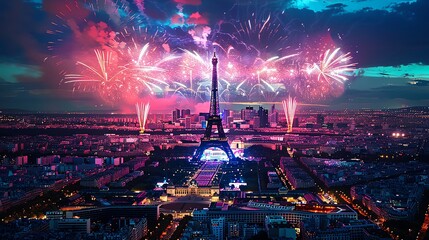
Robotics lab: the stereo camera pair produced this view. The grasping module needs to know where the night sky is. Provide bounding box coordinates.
[0,0,428,112]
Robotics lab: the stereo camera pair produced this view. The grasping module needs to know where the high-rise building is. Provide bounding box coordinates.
[242,224,260,239]
[66,205,160,228]
[222,109,233,125]
[129,218,148,240]
[253,116,260,128]
[258,106,269,127]
[51,218,91,233]
[211,217,225,240]
[181,109,191,118]
[37,155,59,165]
[265,216,296,240]
[199,112,209,120]
[185,117,191,128]
[227,116,234,128]
[293,118,299,128]
[172,109,180,122]
[16,156,28,165]
[193,204,357,227]
[317,114,325,125]
[241,106,255,121]
[270,111,279,127]
[227,222,240,238]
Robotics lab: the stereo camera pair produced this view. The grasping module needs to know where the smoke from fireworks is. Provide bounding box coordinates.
[62,25,180,103]
[48,1,357,109]
[282,96,297,133]
[136,102,150,134]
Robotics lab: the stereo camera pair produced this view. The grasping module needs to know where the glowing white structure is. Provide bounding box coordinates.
[136,102,150,134]
[282,96,297,133]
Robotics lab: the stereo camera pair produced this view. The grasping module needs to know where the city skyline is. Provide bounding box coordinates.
[1,0,428,112]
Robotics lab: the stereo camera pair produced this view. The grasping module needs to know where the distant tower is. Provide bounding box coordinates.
[258,106,269,128]
[172,109,180,122]
[193,52,235,161]
[317,114,325,125]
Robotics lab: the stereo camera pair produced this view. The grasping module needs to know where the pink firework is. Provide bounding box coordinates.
[282,96,297,133]
[115,26,179,97]
[63,49,128,103]
[136,102,150,134]
[293,47,357,101]
[308,48,357,83]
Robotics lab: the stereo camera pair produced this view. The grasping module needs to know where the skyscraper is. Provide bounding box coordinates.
[258,106,269,128]
[172,109,180,122]
[211,217,225,240]
[185,117,191,129]
[227,222,240,238]
[317,114,325,125]
[253,116,260,128]
[241,106,255,121]
[222,109,233,125]
[181,109,191,118]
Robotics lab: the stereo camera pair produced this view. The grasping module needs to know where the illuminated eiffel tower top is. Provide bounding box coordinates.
[209,52,220,117]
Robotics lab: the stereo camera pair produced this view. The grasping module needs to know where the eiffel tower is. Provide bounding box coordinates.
[193,52,235,161]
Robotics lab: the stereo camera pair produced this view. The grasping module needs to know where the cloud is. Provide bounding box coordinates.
[359,64,429,80]
[193,101,209,113]
[290,0,417,12]
[43,0,89,19]
[0,63,42,83]
[188,25,211,48]
[187,12,209,25]
[131,95,206,113]
[326,0,429,67]
[170,13,186,26]
[84,21,118,50]
[326,3,347,12]
[0,76,99,112]
[1,0,429,111]
[329,76,429,109]
[173,0,202,6]
[142,0,176,21]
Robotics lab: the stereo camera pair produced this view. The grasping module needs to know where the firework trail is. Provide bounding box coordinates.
[282,96,297,133]
[136,102,150,134]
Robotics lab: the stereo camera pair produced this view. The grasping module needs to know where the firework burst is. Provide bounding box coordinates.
[209,14,301,101]
[309,48,357,84]
[231,14,291,54]
[48,1,357,106]
[63,49,128,103]
[115,26,179,97]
